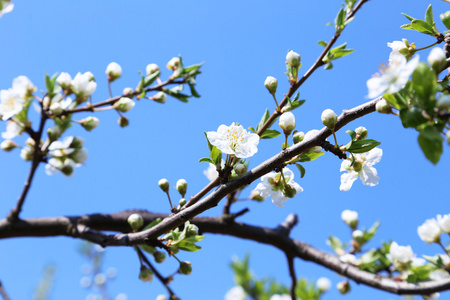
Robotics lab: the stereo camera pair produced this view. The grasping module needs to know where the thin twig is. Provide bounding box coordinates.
[287,256,297,300]
[0,281,10,300]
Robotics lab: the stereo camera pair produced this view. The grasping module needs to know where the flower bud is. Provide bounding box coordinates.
[118,116,129,127]
[122,87,134,98]
[179,198,187,207]
[49,102,63,115]
[20,146,33,161]
[61,158,76,176]
[375,99,392,114]
[337,281,350,294]
[341,209,358,230]
[152,92,167,104]
[352,229,364,244]
[178,261,192,275]
[69,136,84,149]
[139,267,153,283]
[128,213,144,231]
[56,72,72,90]
[279,112,296,135]
[115,97,135,113]
[354,126,368,140]
[249,190,265,202]
[321,109,337,130]
[25,137,35,147]
[186,224,199,237]
[47,126,62,141]
[156,295,167,300]
[106,62,122,82]
[1,139,18,151]
[293,131,305,144]
[166,57,180,70]
[158,178,169,193]
[283,184,297,198]
[264,76,278,95]
[428,47,447,70]
[438,95,450,110]
[286,50,301,67]
[176,179,187,197]
[80,116,99,131]
[316,277,331,292]
[418,218,441,244]
[146,63,160,75]
[234,163,247,177]
[153,251,166,263]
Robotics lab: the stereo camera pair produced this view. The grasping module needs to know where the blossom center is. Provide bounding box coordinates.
[225,125,245,150]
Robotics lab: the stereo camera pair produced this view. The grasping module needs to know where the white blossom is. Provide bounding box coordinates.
[71,72,97,97]
[264,76,278,94]
[146,63,160,75]
[204,160,224,181]
[166,57,180,70]
[286,50,301,67]
[389,241,413,264]
[0,88,25,120]
[2,120,22,139]
[418,218,441,244]
[224,286,246,300]
[207,122,260,159]
[0,1,14,18]
[387,41,407,61]
[436,214,450,233]
[339,253,358,265]
[12,76,35,98]
[253,167,303,208]
[105,62,122,79]
[340,147,382,191]
[367,54,419,98]
[56,72,72,88]
[316,277,331,292]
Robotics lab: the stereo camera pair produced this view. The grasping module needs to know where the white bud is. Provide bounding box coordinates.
[146,63,160,75]
[176,179,187,197]
[106,62,122,81]
[234,163,247,176]
[375,99,391,114]
[61,158,76,176]
[279,112,296,134]
[127,213,144,231]
[166,57,180,70]
[354,126,368,140]
[81,116,99,131]
[1,139,18,151]
[264,76,278,94]
[49,102,63,115]
[418,218,441,244]
[286,50,301,67]
[337,281,350,294]
[316,277,331,292]
[56,72,72,89]
[152,92,167,104]
[293,131,305,144]
[437,214,450,233]
[115,97,135,112]
[321,109,337,130]
[341,210,358,229]
[158,178,169,193]
[428,47,447,70]
[122,87,134,98]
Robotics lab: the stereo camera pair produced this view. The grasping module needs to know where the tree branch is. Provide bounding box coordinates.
[286,256,297,300]
[0,281,10,300]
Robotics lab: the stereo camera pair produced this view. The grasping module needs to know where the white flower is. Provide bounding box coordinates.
[339,253,358,265]
[45,158,63,175]
[279,112,296,133]
[436,214,450,233]
[341,209,358,228]
[71,72,97,97]
[411,257,426,267]
[115,97,135,112]
[166,57,180,70]
[146,63,160,75]
[105,62,122,80]
[48,138,75,157]
[224,286,246,300]
[56,72,72,88]
[72,148,88,165]
[389,242,413,264]
[304,129,322,151]
[286,50,301,67]
[0,88,25,120]
[340,147,382,191]
[429,269,450,281]
[12,76,35,99]
[253,167,303,208]
[264,76,278,94]
[316,277,331,292]
[367,54,419,98]
[387,41,407,60]
[204,160,224,181]
[270,295,291,300]
[2,120,22,139]
[418,218,441,244]
[0,1,14,18]
[207,122,260,159]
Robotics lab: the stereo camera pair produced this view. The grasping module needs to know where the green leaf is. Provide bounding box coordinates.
[400,24,414,30]
[45,73,58,96]
[188,83,200,98]
[297,151,324,162]
[210,146,222,166]
[410,19,437,35]
[335,8,346,32]
[425,4,434,27]
[248,127,256,133]
[142,70,160,88]
[418,125,443,164]
[440,11,450,30]
[260,129,281,139]
[142,218,162,231]
[326,236,346,255]
[318,40,328,47]
[199,157,213,164]
[295,164,305,178]
[399,108,428,128]
[139,245,156,255]
[402,13,415,22]
[412,62,437,110]
[383,93,408,110]
[204,131,213,152]
[256,109,270,132]
[324,62,333,70]
[346,139,381,153]
[346,130,356,141]
[364,221,380,242]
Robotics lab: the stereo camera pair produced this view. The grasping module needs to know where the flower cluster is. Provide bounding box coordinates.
[417,214,450,244]
[339,147,382,191]
[0,76,35,120]
[45,136,88,177]
[253,167,303,208]
[57,72,97,100]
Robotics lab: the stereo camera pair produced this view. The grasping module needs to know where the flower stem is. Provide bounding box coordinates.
[272,94,280,112]
[332,130,339,148]
[166,192,174,211]
[415,41,439,52]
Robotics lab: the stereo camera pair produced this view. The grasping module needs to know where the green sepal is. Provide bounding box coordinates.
[440,11,450,30]
[324,62,333,70]
[399,108,428,128]
[260,129,281,139]
[295,164,306,178]
[418,125,443,164]
[346,139,381,153]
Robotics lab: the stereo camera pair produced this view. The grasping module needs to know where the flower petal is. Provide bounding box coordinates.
[365,148,382,166]
[360,166,379,186]
[340,171,358,191]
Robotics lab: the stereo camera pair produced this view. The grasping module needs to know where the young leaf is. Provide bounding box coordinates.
[260,129,281,139]
[418,125,443,164]
[335,8,346,32]
[425,4,434,27]
[256,109,270,132]
[199,157,214,164]
[410,19,438,35]
[318,40,328,47]
[440,11,450,30]
[295,164,306,178]
[346,139,381,153]
[399,108,428,128]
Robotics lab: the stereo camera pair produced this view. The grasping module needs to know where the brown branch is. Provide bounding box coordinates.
[0,281,10,300]
[0,209,449,296]
[287,256,297,300]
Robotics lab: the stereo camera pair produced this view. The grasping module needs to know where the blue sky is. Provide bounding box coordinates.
[0,1,449,299]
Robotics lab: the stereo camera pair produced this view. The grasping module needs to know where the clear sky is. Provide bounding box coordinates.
[0,1,449,299]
